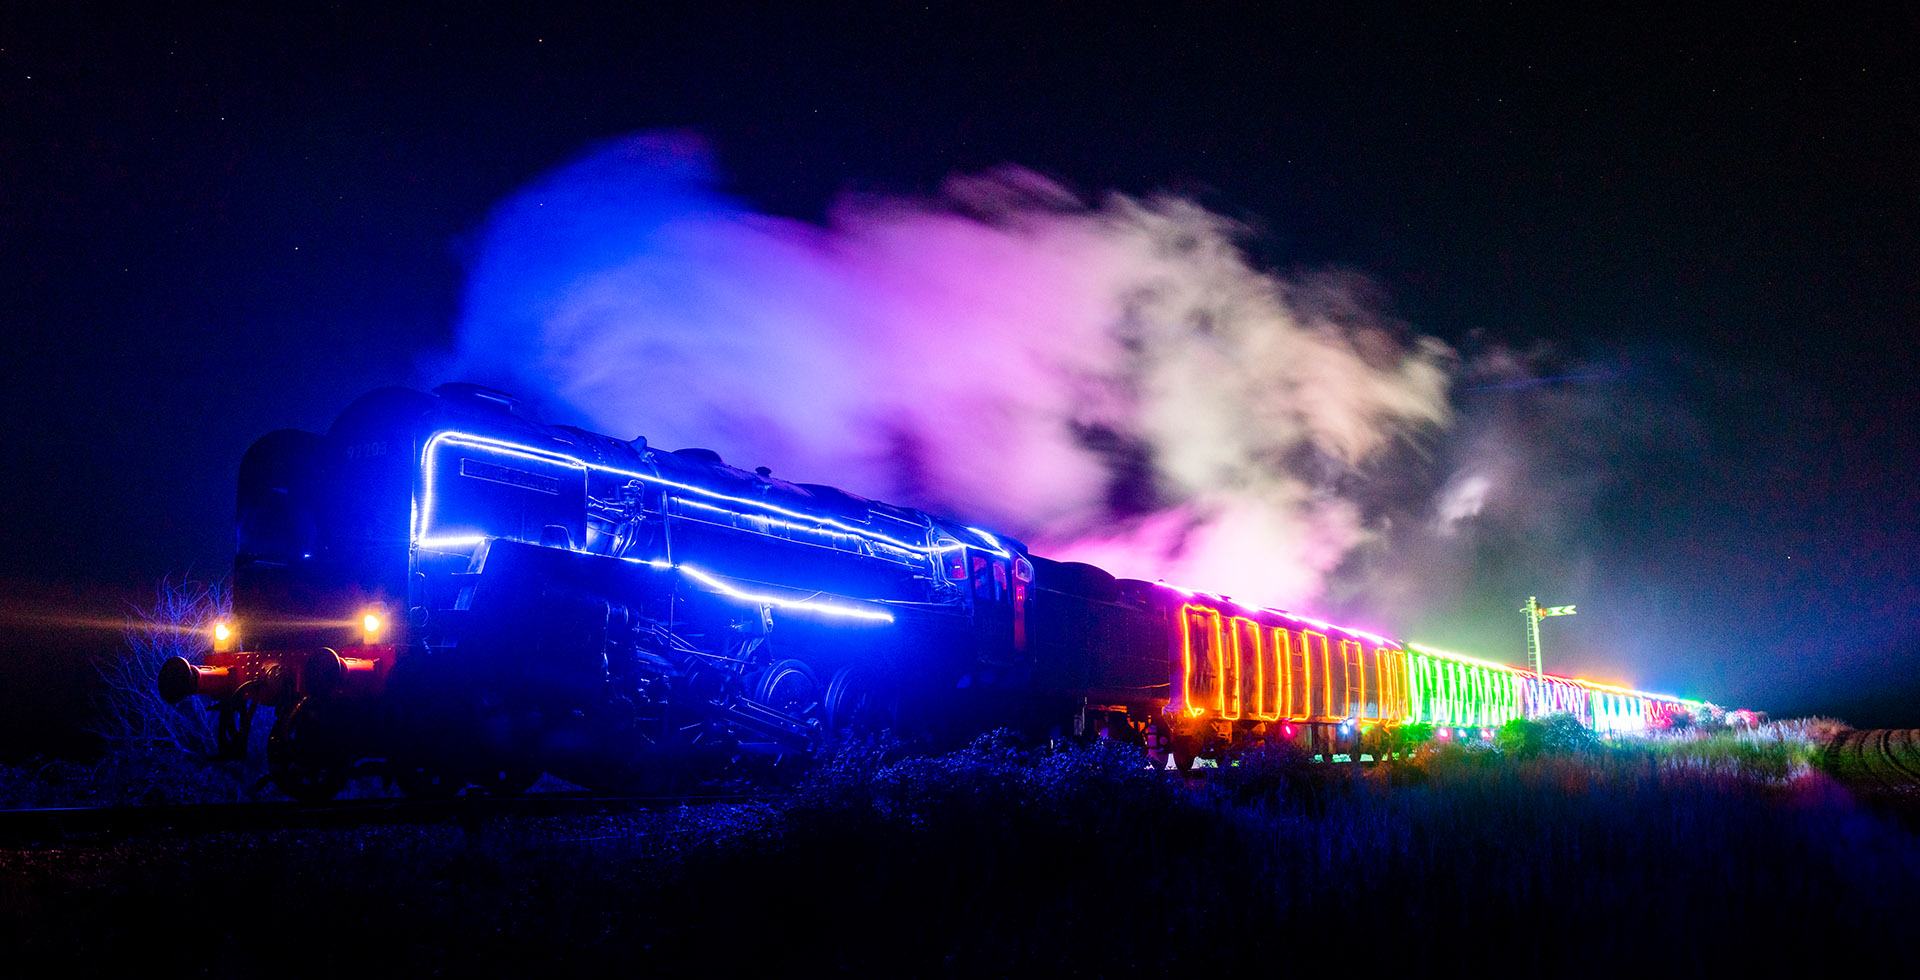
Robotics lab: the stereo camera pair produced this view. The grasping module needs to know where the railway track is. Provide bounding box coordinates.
[0,790,754,847]
[1821,729,1920,793]
[1881,728,1920,782]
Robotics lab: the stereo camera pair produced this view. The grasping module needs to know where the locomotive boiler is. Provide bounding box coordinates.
[159,384,1711,800]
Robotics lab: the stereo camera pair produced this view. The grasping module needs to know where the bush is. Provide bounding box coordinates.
[1495,717,1540,757]
[1496,713,1600,759]
[1395,721,1436,748]
[1209,735,1332,807]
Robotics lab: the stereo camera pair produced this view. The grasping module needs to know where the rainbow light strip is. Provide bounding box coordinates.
[1164,601,1712,731]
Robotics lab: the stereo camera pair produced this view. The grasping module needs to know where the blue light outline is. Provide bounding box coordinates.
[611,555,891,622]
[415,430,1011,560]
[675,562,895,623]
[412,431,897,623]
[415,433,589,547]
[672,496,923,562]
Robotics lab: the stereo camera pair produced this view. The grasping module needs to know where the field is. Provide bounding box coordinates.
[5,724,1919,975]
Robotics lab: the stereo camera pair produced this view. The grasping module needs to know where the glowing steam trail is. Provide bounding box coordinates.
[448,134,1452,607]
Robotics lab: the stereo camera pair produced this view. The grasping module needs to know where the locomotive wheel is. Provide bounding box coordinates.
[745,660,826,782]
[824,665,896,737]
[752,659,821,713]
[214,700,254,762]
[267,697,349,803]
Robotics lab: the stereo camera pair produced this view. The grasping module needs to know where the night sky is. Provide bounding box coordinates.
[4,4,1917,731]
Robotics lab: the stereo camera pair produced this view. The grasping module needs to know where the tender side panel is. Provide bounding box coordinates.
[1029,586,1169,702]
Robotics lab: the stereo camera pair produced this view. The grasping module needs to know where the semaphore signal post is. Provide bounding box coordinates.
[1523,596,1576,676]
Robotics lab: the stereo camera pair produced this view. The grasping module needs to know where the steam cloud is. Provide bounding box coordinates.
[448,134,1455,609]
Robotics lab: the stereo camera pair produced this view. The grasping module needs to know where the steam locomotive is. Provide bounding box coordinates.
[159,384,1712,800]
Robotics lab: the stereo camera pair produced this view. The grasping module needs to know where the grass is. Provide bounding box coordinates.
[0,746,272,809]
[1615,716,1847,783]
[5,725,1918,975]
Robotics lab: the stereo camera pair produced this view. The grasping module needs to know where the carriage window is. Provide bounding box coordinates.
[1341,640,1365,718]
[1372,648,1399,721]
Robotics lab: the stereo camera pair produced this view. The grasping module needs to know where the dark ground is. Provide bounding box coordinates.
[4,734,1917,975]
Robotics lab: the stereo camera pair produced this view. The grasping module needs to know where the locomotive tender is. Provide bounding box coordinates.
[159,384,1711,799]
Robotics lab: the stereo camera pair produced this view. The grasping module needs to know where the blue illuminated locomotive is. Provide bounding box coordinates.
[162,384,1054,798]
[160,384,1710,800]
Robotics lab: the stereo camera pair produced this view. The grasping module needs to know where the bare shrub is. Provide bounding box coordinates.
[92,576,229,755]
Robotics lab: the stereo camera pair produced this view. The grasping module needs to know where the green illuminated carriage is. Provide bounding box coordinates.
[1400,644,1707,735]
[159,384,1715,799]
